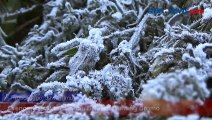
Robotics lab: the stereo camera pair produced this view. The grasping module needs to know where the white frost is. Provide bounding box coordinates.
[202,8,212,21]
[112,12,123,21]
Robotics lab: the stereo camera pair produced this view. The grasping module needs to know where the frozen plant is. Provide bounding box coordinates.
[0,0,212,119]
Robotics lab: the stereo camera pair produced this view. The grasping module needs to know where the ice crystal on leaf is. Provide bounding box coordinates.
[202,8,212,21]
[140,67,210,101]
[68,28,104,75]
[0,0,212,119]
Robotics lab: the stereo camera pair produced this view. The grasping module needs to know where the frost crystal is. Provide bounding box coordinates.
[1,0,212,119]
[202,8,212,21]
[141,68,210,101]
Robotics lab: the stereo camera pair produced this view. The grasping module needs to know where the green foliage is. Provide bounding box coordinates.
[65,47,78,57]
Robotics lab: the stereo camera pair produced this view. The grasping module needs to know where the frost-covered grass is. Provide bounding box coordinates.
[0,0,212,119]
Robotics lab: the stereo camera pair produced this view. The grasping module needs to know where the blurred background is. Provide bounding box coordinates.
[0,0,44,46]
